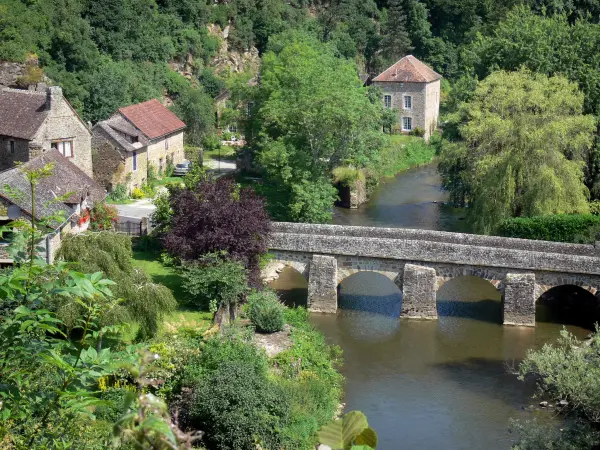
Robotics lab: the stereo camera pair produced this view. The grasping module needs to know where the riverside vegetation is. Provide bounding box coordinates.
[0,169,343,449]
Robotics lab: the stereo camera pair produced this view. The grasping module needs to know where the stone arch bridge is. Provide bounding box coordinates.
[266,222,600,326]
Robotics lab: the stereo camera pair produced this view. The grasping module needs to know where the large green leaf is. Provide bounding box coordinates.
[354,427,378,448]
[317,411,369,449]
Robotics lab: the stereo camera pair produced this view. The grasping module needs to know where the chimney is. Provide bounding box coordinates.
[46,86,62,111]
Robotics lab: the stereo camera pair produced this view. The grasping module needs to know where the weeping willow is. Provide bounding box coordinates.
[56,232,176,339]
[440,69,595,234]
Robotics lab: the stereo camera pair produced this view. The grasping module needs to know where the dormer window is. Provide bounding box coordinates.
[51,140,73,158]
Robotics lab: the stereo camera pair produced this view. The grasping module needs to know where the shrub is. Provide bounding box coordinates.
[166,154,175,177]
[180,252,248,312]
[410,127,425,137]
[108,183,128,202]
[141,182,155,198]
[248,290,285,333]
[147,163,158,183]
[590,200,600,216]
[185,332,291,450]
[332,166,365,187]
[131,187,144,199]
[497,214,600,243]
[89,202,118,231]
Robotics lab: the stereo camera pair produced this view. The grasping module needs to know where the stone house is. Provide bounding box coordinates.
[0,150,106,263]
[92,99,186,192]
[372,55,441,140]
[0,86,93,176]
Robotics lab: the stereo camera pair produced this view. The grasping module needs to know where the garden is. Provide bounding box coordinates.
[0,168,345,449]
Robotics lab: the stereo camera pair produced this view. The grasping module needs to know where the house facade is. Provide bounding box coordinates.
[92,99,186,192]
[372,55,441,140]
[0,150,106,263]
[0,86,93,176]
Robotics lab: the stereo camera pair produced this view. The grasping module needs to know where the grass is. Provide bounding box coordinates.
[106,198,134,205]
[203,145,237,162]
[378,134,437,177]
[132,249,213,333]
[153,176,183,187]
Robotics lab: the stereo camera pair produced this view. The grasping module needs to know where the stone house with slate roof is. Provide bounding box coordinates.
[0,150,106,264]
[372,55,441,140]
[0,86,93,176]
[92,99,186,192]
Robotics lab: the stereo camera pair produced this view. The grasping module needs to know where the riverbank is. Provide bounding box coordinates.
[375,134,437,178]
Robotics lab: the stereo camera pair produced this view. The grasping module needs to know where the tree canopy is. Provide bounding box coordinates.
[439,69,595,233]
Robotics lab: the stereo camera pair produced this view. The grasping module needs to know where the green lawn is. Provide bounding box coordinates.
[153,176,184,187]
[203,145,237,162]
[132,249,213,334]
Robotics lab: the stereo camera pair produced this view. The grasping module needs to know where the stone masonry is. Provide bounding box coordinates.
[267,222,600,327]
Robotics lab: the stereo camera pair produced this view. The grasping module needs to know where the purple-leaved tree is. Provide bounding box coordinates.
[164,177,271,288]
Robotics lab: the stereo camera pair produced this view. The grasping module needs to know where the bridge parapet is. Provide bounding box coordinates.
[271,222,599,258]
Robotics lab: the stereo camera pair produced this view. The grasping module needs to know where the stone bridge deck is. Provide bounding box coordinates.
[267,222,600,326]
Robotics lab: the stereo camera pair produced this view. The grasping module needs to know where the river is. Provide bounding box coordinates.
[269,163,594,449]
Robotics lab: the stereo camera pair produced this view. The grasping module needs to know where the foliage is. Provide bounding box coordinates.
[164,177,271,287]
[497,214,600,243]
[57,232,176,338]
[108,183,129,203]
[131,187,145,199]
[379,0,412,71]
[89,202,118,231]
[253,31,386,222]
[332,167,366,187]
[171,86,215,146]
[374,136,436,179]
[112,351,203,449]
[511,329,600,448]
[180,252,248,313]
[317,411,378,450]
[151,188,175,236]
[509,418,600,450]
[440,69,595,233]
[247,290,286,333]
[166,154,175,177]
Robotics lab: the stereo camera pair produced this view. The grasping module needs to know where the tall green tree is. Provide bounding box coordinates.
[439,69,595,233]
[379,0,413,69]
[253,31,385,222]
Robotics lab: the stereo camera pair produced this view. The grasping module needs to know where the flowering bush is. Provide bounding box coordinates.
[89,202,118,231]
[131,187,145,199]
[77,208,90,226]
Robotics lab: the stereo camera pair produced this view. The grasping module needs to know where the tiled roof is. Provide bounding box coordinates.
[373,55,441,83]
[0,88,48,140]
[0,150,106,226]
[118,99,185,140]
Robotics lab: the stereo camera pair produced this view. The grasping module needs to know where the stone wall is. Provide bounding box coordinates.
[270,222,599,258]
[146,131,185,174]
[424,80,440,139]
[372,81,426,134]
[92,128,148,192]
[0,136,30,171]
[32,87,93,176]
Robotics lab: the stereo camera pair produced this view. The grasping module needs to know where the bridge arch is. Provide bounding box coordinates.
[337,271,403,316]
[435,266,505,292]
[336,256,403,290]
[536,284,600,330]
[267,250,311,280]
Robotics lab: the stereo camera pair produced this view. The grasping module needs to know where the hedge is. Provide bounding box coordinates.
[497,214,600,243]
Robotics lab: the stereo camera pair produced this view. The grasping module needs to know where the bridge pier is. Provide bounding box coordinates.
[307,255,338,313]
[503,273,536,327]
[401,264,438,319]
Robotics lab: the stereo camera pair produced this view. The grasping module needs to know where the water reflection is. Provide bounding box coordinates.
[332,164,468,232]
[437,275,502,324]
[338,272,402,317]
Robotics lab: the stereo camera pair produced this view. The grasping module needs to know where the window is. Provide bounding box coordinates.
[133,150,137,171]
[51,140,73,158]
[404,95,412,109]
[402,117,412,131]
[165,138,169,150]
[384,95,392,109]
[9,141,15,154]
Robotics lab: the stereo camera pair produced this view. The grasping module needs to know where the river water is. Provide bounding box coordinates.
[269,164,594,449]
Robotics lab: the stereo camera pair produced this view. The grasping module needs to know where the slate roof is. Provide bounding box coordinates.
[0,88,48,140]
[373,55,442,83]
[0,150,106,225]
[118,99,185,140]
[96,116,149,152]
